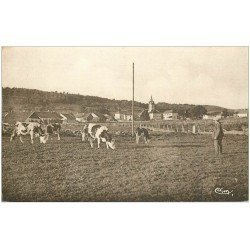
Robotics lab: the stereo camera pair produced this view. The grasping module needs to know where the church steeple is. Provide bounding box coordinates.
[148,95,155,112]
[150,95,153,102]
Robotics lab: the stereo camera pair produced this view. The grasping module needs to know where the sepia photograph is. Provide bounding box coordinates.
[1,47,248,202]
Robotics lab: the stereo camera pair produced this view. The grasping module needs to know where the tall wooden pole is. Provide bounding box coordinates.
[132,62,134,136]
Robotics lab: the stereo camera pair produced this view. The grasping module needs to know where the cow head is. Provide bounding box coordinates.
[107,139,116,150]
[135,127,141,134]
[39,134,49,144]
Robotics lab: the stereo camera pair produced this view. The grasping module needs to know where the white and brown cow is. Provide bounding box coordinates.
[10,122,43,144]
[82,124,115,149]
[39,123,61,143]
[135,127,150,144]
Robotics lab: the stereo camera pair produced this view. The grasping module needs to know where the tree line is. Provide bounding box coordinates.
[2,87,230,119]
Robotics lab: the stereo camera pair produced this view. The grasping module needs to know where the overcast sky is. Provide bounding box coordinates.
[2,47,248,109]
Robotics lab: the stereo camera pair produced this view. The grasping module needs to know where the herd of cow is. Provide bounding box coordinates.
[9,121,150,149]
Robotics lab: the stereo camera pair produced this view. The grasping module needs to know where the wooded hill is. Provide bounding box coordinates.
[2,87,230,116]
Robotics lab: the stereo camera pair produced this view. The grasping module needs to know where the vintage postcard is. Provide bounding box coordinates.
[1,47,248,201]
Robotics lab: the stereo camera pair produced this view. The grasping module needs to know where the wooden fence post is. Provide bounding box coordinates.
[182,124,185,133]
[192,124,196,134]
[197,124,201,133]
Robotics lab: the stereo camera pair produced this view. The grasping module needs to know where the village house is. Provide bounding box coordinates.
[163,110,178,120]
[75,113,85,122]
[60,113,76,124]
[203,111,223,120]
[84,113,98,122]
[125,114,133,121]
[148,109,162,120]
[75,112,106,123]
[114,110,133,121]
[114,110,124,121]
[75,107,110,122]
[233,109,248,118]
[75,113,95,122]
[26,111,62,124]
[103,114,116,122]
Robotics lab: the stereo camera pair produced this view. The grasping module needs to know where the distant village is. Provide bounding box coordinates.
[2,95,248,125]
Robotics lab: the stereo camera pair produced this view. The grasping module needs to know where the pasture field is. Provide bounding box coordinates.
[2,132,248,201]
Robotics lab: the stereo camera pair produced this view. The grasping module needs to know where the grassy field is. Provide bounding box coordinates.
[2,132,248,202]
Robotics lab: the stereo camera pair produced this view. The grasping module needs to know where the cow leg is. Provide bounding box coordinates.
[19,135,24,144]
[97,138,101,148]
[10,131,17,142]
[144,135,149,144]
[81,132,85,141]
[106,142,109,149]
[89,138,94,148]
[136,134,139,144]
[57,131,61,141]
[30,131,34,144]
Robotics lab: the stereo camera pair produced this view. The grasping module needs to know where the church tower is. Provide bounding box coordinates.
[148,95,155,112]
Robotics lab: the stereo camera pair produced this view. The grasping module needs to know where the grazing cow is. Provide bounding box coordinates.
[84,123,115,149]
[135,127,150,144]
[40,123,61,143]
[10,122,43,144]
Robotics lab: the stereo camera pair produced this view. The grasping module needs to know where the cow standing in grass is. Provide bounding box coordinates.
[10,122,43,144]
[82,124,115,149]
[39,123,61,143]
[135,127,150,144]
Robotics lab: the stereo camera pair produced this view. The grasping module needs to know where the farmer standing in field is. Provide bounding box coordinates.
[213,117,224,155]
